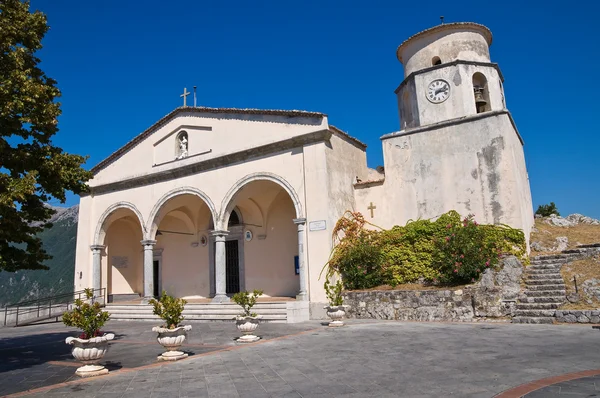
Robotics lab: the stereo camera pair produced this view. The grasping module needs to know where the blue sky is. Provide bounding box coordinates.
[31,0,599,219]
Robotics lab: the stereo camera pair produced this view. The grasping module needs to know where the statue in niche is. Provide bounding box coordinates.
[176,133,188,159]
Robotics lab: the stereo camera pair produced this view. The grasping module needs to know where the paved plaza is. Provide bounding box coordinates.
[2,320,600,397]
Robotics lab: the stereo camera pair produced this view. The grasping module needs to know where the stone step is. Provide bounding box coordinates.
[523,290,566,297]
[108,313,287,322]
[527,273,563,280]
[516,303,560,310]
[526,278,566,285]
[514,309,557,317]
[520,296,565,303]
[527,270,562,276]
[526,284,566,291]
[531,254,580,261]
[512,317,555,324]
[528,263,562,270]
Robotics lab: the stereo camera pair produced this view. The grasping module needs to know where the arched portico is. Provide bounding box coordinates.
[92,202,146,301]
[214,173,308,302]
[142,187,218,301]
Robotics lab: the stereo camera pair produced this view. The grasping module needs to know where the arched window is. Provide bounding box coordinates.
[472,72,491,113]
[432,56,442,66]
[176,131,189,160]
[228,208,241,227]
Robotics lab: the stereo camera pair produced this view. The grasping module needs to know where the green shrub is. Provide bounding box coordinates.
[232,289,263,317]
[535,202,560,217]
[149,291,187,329]
[62,288,110,339]
[435,214,527,284]
[336,237,383,290]
[323,210,526,289]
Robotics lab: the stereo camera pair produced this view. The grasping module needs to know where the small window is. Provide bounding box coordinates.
[432,56,442,66]
[228,208,241,227]
[472,72,491,113]
[175,131,188,159]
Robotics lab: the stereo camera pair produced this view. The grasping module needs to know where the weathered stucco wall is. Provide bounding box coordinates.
[355,112,533,241]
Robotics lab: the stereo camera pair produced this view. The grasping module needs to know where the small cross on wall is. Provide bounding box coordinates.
[367,202,376,218]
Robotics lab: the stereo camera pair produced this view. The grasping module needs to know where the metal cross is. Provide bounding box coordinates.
[180,87,190,107]
[367,202,376,218]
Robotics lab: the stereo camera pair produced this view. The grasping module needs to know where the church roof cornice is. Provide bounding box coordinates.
[329,125,367,150]
[397,22,493,63]
[90,106,326,174]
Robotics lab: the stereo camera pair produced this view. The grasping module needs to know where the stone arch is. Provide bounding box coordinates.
[219,172,303,230]
[146,186,217,240]
[94,202,146,245]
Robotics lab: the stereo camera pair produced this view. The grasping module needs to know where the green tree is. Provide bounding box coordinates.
[535,202,560,217]
[0,0,91,272]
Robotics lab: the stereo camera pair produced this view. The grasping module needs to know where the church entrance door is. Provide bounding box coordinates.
[225,240,240,294]
[153,260,160,297]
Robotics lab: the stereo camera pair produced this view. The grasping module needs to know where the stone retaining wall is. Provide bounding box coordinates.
[343,289,475,322]
[555,310,600,323]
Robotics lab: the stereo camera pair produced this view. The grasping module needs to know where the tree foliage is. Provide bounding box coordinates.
[535,202,560,217]
[62,288,110,339]
[0,0,92,272]
[149,290,188,329]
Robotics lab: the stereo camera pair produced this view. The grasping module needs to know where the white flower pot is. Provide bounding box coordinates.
[152,325,192,361]
[235,315,262,343]
[324,305,348,327]
[65,333,115,377]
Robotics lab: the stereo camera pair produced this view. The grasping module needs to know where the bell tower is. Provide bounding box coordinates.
[380,22,534,242]
[395,22,506,129]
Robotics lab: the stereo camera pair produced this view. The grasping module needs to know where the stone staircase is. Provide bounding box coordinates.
[513,250,591,324]
[106,302,289,323]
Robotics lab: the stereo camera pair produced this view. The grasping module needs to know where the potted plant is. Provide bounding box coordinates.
[149,290,191,361]
[62,288,113,377]
[324,278,348,327]
[232,289,263,343]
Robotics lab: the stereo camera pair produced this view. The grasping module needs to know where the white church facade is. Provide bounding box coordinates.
[74,22,534,320]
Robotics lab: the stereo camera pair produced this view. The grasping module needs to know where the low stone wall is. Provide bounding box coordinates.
[343,289,474,322]
[555,310,600,324]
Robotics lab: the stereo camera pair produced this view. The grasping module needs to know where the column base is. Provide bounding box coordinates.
[212,294,230,303]
[296,292,308,301]
[141,296,155,304]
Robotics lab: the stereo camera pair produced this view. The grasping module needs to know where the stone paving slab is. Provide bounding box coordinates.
[4,321,600,397]
[0,319,323,397]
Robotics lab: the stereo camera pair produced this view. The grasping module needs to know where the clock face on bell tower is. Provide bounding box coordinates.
[426,79,450,103]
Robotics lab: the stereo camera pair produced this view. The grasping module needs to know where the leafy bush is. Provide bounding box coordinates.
[149,291,187,329]
[62,288,110,339]
[232,289,263,317]
[323,210,526,289]
[324,278,344,306]
[536,202,560,217]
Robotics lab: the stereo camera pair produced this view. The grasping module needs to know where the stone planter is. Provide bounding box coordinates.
[152,325,192,361]
[65,333,115,377]
[325,305,349,327]
[235,315,262,343]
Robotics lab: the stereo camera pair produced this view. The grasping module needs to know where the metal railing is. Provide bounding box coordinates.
[2,288,106,327]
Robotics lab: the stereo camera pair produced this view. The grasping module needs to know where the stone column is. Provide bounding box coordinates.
[211,231,229,303]
[293,218,308,301]
[141,239,156,302]
[90,245,104,293]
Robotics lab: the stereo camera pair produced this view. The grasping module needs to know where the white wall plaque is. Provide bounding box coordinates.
[309,220,327,231]
[111,256,128,269]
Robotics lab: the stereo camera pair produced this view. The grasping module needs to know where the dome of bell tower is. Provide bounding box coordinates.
[397,22,493,77]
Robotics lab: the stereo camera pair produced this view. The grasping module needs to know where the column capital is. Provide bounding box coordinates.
[293,218,306,225]
[90,244,105,252]
[210,230,229,238]
[140,239,157,247]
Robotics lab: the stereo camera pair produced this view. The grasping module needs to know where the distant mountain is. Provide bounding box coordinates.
[0,205,79,307]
